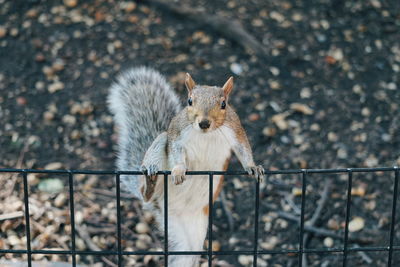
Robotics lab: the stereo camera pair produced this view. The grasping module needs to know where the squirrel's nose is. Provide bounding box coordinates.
[199,119,211,129]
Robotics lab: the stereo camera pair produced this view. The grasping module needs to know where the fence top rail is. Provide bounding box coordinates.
[0,167,398,175]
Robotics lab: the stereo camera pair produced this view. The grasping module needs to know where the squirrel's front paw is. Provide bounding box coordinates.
[245,165,265,182]
[141,164,158,181]
[171,165,186,185]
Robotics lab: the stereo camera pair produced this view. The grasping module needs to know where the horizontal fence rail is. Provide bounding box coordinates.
[0,167,399,267]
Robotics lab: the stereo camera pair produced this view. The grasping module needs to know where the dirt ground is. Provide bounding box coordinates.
[0,0,399,266]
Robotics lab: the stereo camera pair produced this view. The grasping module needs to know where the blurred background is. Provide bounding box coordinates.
[0,0,399,266]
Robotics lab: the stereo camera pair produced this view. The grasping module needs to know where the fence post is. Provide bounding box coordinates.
[298,170,307,267]
[388,167,399,266]
[342,169,353,267]
[68,171,77,267]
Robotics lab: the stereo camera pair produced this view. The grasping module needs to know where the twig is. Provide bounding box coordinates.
[1,142,30,198]
[75,224,101,251]
[353,244,373,264]
[132,201,163,249]
[0,211,24,221]
[76,225,118,267]
[220,189,235,232]
[302,180,332,267]
[144,0,268,58]
[90,188,135,200]
[263,203,375,244]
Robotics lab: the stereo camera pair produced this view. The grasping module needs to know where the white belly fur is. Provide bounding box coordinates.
[167,125,234,214]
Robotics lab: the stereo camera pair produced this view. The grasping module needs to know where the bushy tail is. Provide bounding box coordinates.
[108,67,181,198]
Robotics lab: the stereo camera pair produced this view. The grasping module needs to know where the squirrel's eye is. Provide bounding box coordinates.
[221,101,226,109]
[188,98,193,106]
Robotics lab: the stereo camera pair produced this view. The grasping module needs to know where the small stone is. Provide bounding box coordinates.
[337,148,348,159]
[327,218,340,230]
[16,97,27,106]
[323,237,334,247]
[361,107,370,117]
[27,173,40,186]
[352,84,363,94]
[300,87,311,98]
[44,162,63,170]
[35,53,45,62]
[26,9,39,18]
[230,63,243,75]
[54,193,67,207]
[52,59,65,72]
[232,178,243,189]
[325,56,336,65]
[206,240,221,251]
[348,217,365,232]
[271,112,289,130]
[365,154,378,167]
[290,103,314,115]
[291,13,303,22]
[64,0,78,8]
[292,187,302,196]
[328,47,344,61]
[62,114,76,125]
[252,18,263,27]
[268,80,281,90]
[387,82,397,90]
[123,2,137,12]
[8,235,21,246]
[370,0,381,8]
[260,236,279,250]
[135,222,150,234]
[0,26,7,38]
[48,81,64,93]
[327,132,338,142]
[43,111,55,121]
[38,178,64,193]
[238,255,253,266]
[35,81,45,90]
[114,40,123,49]
[351,186,366,197]
[269,11,284,23]
[70,130,81,140]
[10,28,18,37]
[269,66,280,76]
[43,66,54,77]
[310,123,320,131]
[248,113,260,121]
[262,127,276,137]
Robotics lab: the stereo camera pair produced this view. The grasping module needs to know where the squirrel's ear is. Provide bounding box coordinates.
[222,76,234,97]
[185,73,196,94]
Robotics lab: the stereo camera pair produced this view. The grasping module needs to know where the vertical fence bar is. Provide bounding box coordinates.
[208,173,214,267]
[22,171,32,267]
[68,172,77,267]
[342,170,353,267]
[388,167,399,266]
[298,171,307,267]
[164,174,169,267]
[115,173,122,267]
[253,176,261,267]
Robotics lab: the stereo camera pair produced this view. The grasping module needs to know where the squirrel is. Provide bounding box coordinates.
[108,66,264,267]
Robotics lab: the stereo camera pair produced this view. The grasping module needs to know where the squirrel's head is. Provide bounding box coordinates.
[185,73,234,133]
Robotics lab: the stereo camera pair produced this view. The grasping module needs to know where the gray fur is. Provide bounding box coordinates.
[108,67,182,198]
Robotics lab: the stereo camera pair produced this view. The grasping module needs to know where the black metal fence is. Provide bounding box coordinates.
[0,167,399,266]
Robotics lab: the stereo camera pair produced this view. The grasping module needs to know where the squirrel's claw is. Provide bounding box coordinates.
[245,165,265,182]
[171,165,186,185]
[141,164,159,181]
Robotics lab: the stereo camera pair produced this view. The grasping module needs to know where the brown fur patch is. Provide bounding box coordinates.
[203,158,230,215]
[143,175,158,202]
